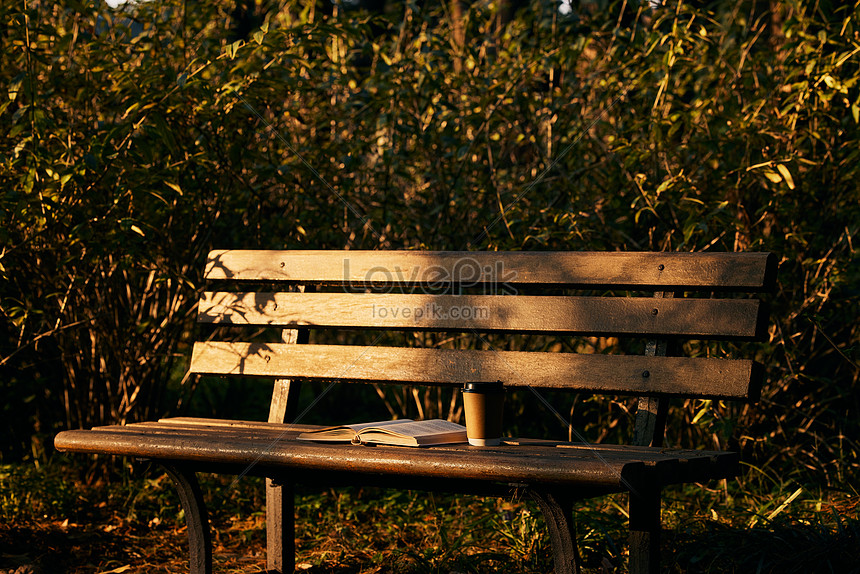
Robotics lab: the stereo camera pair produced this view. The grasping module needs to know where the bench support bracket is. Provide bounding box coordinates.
[162,463,213,574]
[529,489,581,574]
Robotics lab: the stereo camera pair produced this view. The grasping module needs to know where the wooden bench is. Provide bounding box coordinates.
[54,249,776,574]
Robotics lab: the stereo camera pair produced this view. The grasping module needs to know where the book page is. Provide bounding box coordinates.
[298,419,466,446]
[345,419,414,433]
[364,419,465,439]
[296,419,414,441]
[357,419,467,446]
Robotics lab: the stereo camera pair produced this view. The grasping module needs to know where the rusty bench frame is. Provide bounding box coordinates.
[55,250,776,574]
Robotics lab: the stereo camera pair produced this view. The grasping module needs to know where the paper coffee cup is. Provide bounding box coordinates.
[463,381,505,446]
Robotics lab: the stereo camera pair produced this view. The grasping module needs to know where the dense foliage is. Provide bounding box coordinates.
[1,0,858,497]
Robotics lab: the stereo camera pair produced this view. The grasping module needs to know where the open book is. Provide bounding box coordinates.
[296,419,467,447]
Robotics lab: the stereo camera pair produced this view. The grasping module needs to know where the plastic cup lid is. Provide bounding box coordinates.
[463,380,505,393]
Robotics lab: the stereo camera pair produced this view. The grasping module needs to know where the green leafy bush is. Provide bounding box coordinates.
[1,0,857,494]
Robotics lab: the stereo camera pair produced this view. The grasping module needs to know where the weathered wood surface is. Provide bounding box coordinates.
[267,319,304,574]
[269,323,306,424]
[266,477,293,574]
[205,250,776,290]
[199,291,766,338]
[94,421,739,479]
[633,292,674,448]
[54,421,738,488]
[189,342,760,400]
[156,417,321,431]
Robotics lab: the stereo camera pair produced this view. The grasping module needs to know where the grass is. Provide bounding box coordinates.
[1,459,858,573]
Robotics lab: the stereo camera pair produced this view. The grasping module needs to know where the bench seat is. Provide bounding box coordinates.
[56,417,738,490]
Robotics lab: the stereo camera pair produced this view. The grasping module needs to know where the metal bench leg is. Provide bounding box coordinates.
[266,478,295,573]
[162,463,213,574]
[629,483,661,574]
[530,489,581,574]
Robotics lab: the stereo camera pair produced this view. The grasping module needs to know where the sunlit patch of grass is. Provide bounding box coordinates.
[294,487,542,572]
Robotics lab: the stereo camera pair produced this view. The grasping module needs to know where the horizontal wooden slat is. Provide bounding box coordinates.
[205,250,776,291]
[199,291,765,338]
[190,342,760,400]
[54,424,739,488]
[155,417,321,432]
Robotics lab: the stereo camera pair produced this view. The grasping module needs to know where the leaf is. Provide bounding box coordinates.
[776,164,795,189]
[821,74,845,92]
[746,160,775,172]
[97,566,132,574]
[655,178,673,196]
[229,40,244,60]
[164,182,183,195]
[8,73,25,101]
[121,102,140,120]
[762,169,782,184]
[691,400,712,425]
[766,487,804,522]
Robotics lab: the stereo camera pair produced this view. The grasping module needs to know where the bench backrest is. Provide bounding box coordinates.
[191,250,776,447]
